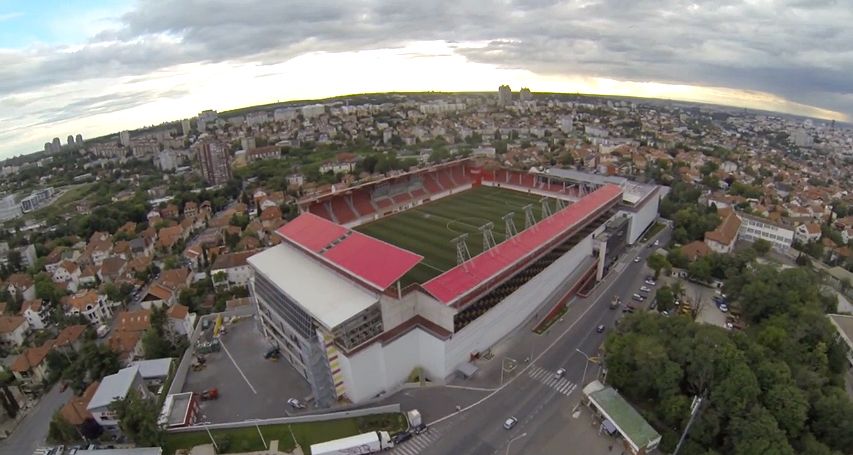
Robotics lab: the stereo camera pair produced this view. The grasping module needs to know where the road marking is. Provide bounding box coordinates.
[392,429,440,455]
[219,339,257,394]
[428,257,635,427]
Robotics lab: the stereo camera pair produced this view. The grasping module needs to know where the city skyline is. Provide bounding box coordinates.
[2,0,853,159]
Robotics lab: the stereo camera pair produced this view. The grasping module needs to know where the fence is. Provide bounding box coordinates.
[167,404,401,433]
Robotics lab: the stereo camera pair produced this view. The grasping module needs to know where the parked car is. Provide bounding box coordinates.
[555,368,566,379]
[632,293,645,302]
[392,431,413,445]
[633,256,641,263]
[718,303,728,313]
[644,279,656,286]
[639,286,651,293]
[287,398,306,409]
[504,417,518,430]
[596,324,606,333]
[653,240,660,246]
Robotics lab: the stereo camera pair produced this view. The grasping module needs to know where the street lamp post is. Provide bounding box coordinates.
[204,423,219,452]
[576,348,592,387]
[500,357,517,386]
[506,432,528,455]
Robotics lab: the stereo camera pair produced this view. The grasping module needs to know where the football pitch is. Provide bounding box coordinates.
[354,185,556,286]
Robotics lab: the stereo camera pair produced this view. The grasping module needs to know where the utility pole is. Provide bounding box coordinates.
[673,396,705,455]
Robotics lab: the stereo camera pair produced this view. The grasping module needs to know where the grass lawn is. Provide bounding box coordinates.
[640,221,665,242]
[354,186,555,285]
[163,413,407,455]
[27,182,94,220]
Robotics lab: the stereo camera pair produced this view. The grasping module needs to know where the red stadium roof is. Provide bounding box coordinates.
[422,184,623,305]
[276,213,423,291]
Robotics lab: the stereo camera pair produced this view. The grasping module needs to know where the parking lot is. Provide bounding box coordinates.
[181,315,312,423]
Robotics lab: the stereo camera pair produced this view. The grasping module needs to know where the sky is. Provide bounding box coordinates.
[2,0,853,159]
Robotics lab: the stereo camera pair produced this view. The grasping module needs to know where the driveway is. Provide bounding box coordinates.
[0,384,72,455]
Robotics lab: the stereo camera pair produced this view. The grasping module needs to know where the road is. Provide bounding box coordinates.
[0,384,72,455]
[395,223,671,455]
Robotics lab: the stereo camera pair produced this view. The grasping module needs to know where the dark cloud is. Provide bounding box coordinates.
[3,0,853,135]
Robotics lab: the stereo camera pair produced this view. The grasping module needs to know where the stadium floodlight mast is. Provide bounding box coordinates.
[539,197,552,218]
[451,233,472,267]
[502,212,518,240]
[479,222,497,252]
[522,204,536,230]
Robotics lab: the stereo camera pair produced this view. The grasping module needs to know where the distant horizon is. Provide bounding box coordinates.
[6,88,845,163]
[4,1,852,161]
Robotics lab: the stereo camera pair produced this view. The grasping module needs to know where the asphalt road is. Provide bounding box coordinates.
[0,384,72,455]
[405,224,671,455]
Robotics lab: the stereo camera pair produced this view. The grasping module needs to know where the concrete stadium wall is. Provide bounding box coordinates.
[443,234,595,373]
[167,404,401,432]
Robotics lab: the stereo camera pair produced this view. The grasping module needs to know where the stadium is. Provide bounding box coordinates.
[248,159,660,406]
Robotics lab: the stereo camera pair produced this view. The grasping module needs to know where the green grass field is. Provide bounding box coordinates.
[355,186,555,285]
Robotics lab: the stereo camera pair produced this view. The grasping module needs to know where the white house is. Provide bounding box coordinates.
[795,222,823,244]
[0,316,29,347]
[65,291,113,325]
[210,250,257,289]
[21,300,50,330]
[52,260,81,292]
[738,213,794,251]
[167,304,196,338]
[87,365,152,428]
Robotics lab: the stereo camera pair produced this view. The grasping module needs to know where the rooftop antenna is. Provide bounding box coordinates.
[479,222,497,252]
[502,212,518,240]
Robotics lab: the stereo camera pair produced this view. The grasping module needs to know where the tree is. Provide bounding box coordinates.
[647,254,671,279]
[110,390,164,447]
[688,258,713,283]
[729,405,795,455]
[6,250,21,272]
[752,239,771,256]
[656,286,675,312]
[765,384,808,438]
[79,417,103,440]
[48,412,79,443]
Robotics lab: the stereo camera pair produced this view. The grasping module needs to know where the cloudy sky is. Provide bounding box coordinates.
[2,0,852,159]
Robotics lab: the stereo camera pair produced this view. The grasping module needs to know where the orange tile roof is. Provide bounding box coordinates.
[60,381,99,425]
[66,291,99,312]
[114,309,150,332]
[107,331,141,357]
[705,212,742,246]
[168,304,188,319]
[0,315,26,334]
[54,325,87,348]
[11,340,55,372]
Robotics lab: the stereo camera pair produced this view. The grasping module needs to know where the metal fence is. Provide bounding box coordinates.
[167,404,401,433]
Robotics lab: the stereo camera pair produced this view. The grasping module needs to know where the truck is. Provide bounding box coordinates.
[310,431,394,455]
[406,409,425,433]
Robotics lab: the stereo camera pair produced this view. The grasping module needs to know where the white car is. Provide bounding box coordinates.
[633,257,641,263]
[555,368,566,379]
[653,240,660,246]
[639,286,651,293]
[287,398,306,409]
[504,417,518,430]
[719,304,728,313]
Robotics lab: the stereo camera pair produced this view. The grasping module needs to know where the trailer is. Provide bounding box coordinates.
[310,431,393,455]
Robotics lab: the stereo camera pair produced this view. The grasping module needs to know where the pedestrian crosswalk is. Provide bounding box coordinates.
[527,365,578,396]
[391,428,441,455]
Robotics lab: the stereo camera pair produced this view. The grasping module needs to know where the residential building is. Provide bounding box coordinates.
[119,130,130,146]
[246,145,280,162]
[20,187,55,213]
[54,325,87,352]
[519,87,533,102]
[0,195,22,222]
[98,256,127,283]
[11,341,54,385]
[704,208,741,254]
[0,243,36,269]
[52,260,81,291]
[210,250,258,288]
[498,84,512,105]
[20,300,49,330]
[167,304,195,338]
[65,291,113,325]
[128,358,173,388]
[198,141,232,185]
[5,273,36,301]
[87,365,152,428]
[0,316,29,347]
[795,222,823,244]
[60,381,99,426]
